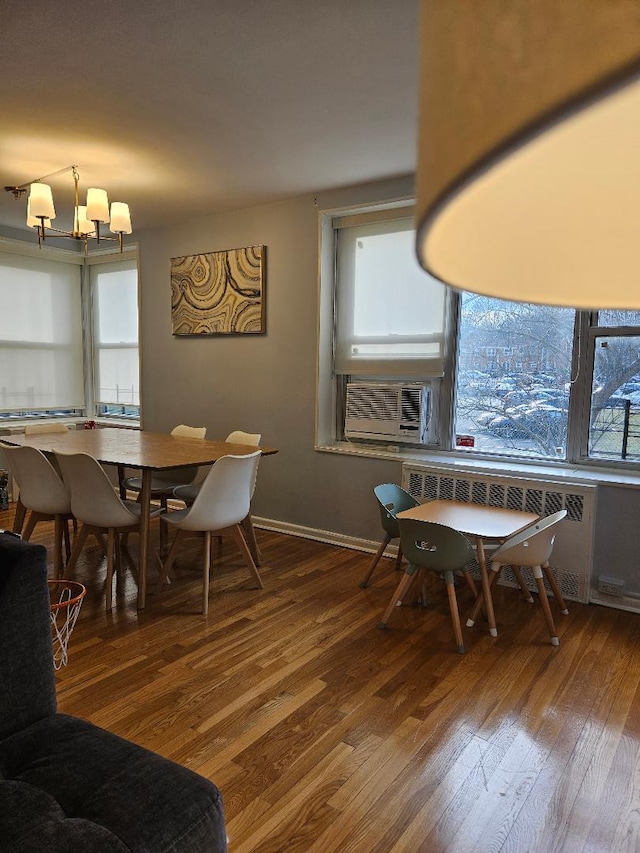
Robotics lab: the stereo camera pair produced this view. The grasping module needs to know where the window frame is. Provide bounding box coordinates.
[317,200,640,472]
[87,252,140,420]
[0,238,139,427]
[573,316,640,464]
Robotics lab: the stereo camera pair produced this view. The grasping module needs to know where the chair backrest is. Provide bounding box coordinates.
[176,452,261,532]
[188,430,262,490]
[226,431,261,494]
[226,430,261,446]
[0,444,70,515]
[55,451,139,528]
[398,517,476,573]
[171,424,206,439]
[23,422,69,436]
[490,509,567,567]
[153,424,208,485]
[374,483,420,539]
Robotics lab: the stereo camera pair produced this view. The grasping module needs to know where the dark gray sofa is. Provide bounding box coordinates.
[0,532,227,852]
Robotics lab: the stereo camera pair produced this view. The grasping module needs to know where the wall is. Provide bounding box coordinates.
[135,176,414,546]
[124,174,640,597]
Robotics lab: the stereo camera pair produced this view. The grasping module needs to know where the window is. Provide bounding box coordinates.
[334,213,446,378]
[319,200,640,470]
[0,242,139,424]
[89,257,139,417]
[586,310,640,463]
[0,249,84,414]
[455,294,574,460]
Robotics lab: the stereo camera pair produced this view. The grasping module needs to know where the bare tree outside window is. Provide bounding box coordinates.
[455,294,574,459]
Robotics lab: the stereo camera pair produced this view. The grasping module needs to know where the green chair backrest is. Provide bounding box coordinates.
[374,483,419,539]
[398,517,475,573]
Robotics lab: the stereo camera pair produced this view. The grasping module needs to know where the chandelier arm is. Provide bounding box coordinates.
[11,165,79,193]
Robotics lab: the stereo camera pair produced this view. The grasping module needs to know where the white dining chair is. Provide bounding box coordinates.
[56,451,163,609]
[466,509,569,645]
[123,424,207,509]
[173,430,262,564]
[11,422,70,535]
[23,422,70,436]
[172,430,261,505]
[0,443,74,579]
[158,451,263,615]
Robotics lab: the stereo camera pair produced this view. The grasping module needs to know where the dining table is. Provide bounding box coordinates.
[397,499,539,637]
[1,427,278,609]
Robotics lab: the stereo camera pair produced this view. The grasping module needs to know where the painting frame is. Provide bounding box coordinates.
[170,244,266,336]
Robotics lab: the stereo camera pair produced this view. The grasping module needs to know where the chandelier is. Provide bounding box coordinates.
[4,165,132,253]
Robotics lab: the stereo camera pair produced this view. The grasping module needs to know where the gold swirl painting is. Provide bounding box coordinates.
[170,245,266,335]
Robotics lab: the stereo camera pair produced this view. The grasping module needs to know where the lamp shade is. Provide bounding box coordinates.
[109,202,132,234]
[74,206,95,236]
[28,183,56,221]
[26,197,51,229]
[86,187,110,223]
[416,0,640,309]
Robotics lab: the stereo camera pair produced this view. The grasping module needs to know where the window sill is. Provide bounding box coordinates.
[94,418,140,430]
[0,417,140,434]
[315,441,640,489]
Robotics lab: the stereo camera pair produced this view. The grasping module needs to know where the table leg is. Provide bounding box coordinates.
[117,464,127,500]
[476,537,498,637]
[137,469,152,610]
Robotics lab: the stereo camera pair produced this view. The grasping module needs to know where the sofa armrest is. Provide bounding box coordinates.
[0,532,56,739]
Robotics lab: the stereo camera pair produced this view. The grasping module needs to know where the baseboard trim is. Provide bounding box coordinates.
[251,515,398,558]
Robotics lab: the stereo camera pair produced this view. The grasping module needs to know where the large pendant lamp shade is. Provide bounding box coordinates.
[415,0,640,309]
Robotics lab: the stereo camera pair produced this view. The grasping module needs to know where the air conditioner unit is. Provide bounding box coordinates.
[344,382,429,444]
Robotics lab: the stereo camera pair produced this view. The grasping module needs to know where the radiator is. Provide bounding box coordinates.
[401,463,596,604]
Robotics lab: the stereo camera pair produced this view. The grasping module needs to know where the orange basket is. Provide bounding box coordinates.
[48,580,86,670]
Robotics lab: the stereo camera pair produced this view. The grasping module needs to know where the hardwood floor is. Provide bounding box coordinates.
[7,503,640,852]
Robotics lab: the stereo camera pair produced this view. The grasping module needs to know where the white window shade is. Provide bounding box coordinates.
[92,259,139,406]
[0,252,84,410]
[335,217,446,377]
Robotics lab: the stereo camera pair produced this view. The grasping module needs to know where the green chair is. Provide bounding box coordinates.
[378,517,477,654]
[359,483,419,588]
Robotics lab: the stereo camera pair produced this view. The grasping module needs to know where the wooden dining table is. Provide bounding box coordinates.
[1,427,277,609]
[397,499,539,637]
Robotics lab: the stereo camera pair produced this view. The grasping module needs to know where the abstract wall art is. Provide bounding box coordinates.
[170,245,266,335]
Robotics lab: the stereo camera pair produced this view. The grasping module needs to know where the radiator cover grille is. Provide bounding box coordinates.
[402,464,596,604]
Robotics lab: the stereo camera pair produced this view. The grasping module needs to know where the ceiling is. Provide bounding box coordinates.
[0,0,419,239]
